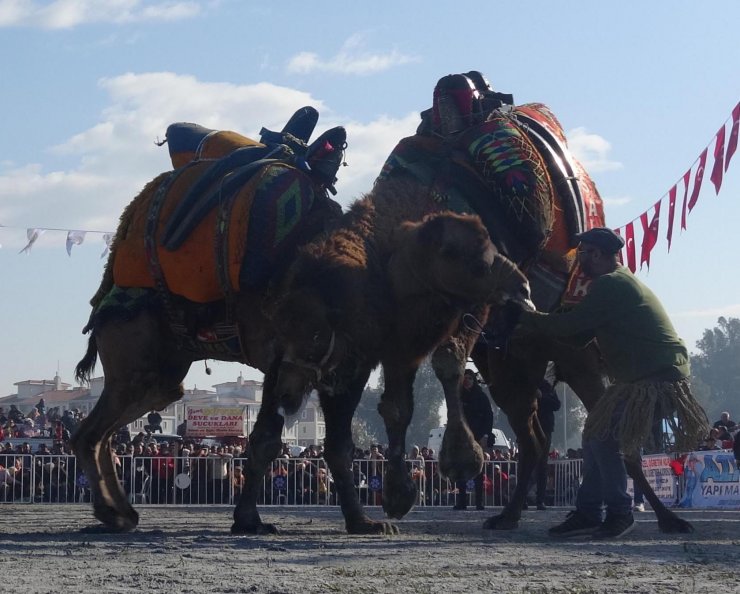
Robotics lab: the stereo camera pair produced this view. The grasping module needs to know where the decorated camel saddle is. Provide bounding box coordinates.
[378,71,606,312]
[112,107,346,305]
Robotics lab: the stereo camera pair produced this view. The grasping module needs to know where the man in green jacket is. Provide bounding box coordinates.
[514,227,708,539]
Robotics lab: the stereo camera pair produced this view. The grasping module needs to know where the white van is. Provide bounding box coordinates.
[427,425,512,455]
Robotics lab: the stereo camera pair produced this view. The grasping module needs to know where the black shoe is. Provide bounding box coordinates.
[521,501,529,510]
[475,504,485,511]
[548,511,602,538]
[452,503,467,511]
[536,503,547,511]
[592,512,635,539]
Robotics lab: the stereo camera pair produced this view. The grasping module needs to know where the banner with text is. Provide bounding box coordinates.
[185,405,246,438]
[677,449,740,509]
[626,453,679,505]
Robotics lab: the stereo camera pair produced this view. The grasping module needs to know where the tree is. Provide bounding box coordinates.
[691,316,740,423]
[353,358,443,452]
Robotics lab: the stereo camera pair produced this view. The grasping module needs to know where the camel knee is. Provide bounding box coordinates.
[431,346,465,383]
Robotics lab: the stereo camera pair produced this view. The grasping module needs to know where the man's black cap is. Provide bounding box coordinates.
[575,227,625,254]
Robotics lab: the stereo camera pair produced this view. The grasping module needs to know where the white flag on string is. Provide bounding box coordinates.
[101,233,115,259]
[66,230,87,256]
[19,228,45,254]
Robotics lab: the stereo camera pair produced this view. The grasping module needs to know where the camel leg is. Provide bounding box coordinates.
[377,360,418,520]
[232,361,285,535]
[431,332,484,482]
[320,368,399,535]
[473,344,546,530]
[625,455,692,533]
[72,316,190,532]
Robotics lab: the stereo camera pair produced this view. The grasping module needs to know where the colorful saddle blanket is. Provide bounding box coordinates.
[112,159,317,302]
[378,102,606,311]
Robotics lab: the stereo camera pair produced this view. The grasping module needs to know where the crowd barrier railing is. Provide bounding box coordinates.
[0,452,594,508]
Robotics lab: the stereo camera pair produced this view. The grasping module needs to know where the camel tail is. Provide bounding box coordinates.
[75,333,98,385]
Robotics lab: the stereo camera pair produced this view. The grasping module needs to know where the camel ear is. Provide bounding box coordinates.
[415,215,446,248]
[391,220,421,248]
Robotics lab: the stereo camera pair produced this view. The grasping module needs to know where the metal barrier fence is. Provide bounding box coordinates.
[0,454,585,507]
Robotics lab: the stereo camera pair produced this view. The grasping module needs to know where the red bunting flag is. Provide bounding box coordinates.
[726,102,739,172]
[687,148,708,213]
[666,185,677,251]
[709,125,726,194]
[624,221,636,272]
[640,201,661,269]
[680,170,691,230]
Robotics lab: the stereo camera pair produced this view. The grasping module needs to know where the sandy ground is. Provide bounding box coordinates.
[1,505,739,594]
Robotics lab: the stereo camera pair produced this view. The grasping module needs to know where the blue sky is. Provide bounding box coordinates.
[1,0,739,397]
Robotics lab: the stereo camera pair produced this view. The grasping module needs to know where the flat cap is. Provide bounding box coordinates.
[575,227,625,254]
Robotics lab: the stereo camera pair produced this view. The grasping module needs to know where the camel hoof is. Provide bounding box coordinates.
[231,522,279,535]
[483,513,519,530]
[658,517,694,534]
[381,473,416,519]
[346,519,400,535]
[439,442,484,482]
[92,506,138,533]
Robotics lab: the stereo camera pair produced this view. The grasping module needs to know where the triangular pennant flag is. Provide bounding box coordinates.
[726,102,739,172]
[687,148,708,213]
[666,185,677,252]
[640,201,661,270]
[709,124,726,194]
[66,230,87,256]
[19,228,45,254]
[680,170,691,230]
[624,221,636,272]
[101,233,115,259]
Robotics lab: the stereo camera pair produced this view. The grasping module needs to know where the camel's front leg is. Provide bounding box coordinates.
[377,361,418,520]
[232,363,285,535]
[320,367,399,535]
[473,342,545,530]
[432,330,484,482]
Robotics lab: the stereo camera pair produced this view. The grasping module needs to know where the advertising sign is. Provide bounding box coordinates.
[185,405,246,438]
[626,454,678,505]
[678,449,740,509]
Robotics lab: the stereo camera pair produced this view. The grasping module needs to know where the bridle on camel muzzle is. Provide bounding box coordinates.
[281,330,336,384]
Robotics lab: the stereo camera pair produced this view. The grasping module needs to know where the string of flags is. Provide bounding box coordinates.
[614,100,739,272]
[1,100,737,269]
[0,225,116,258]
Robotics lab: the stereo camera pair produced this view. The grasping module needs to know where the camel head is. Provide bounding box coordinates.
[268,265,354,412]
[392,212,534,311]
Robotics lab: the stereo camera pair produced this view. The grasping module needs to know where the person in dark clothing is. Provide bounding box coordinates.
[454,369,494,511]
[532,378,561,510]
[145,411,163,434]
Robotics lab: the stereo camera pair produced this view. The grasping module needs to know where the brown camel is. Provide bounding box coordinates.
[268,176,534,526]
[72,165,527,534]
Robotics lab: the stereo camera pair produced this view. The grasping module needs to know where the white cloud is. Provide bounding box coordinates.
[567,126,622,173]
[287,33,418,76]
[0,71,417,248]
[0,0,201,29]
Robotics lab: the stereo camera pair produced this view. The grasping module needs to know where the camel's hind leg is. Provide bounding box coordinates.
[72,315,190,532]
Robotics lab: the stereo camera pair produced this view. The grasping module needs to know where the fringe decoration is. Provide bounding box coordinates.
[583,378,709,455]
